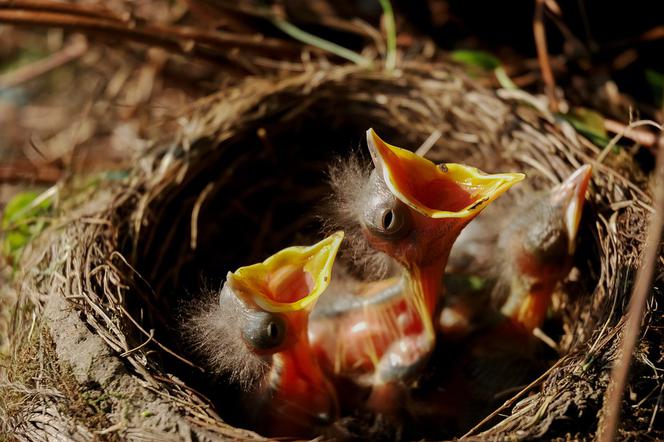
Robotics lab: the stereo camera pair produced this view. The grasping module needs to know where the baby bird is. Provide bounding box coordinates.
[414,165,593,437]
[440,164,593,336]
[310,274,432,416]
[498,164,592,331]
[311,129,524,413]
[185,232,344,437]
[357,129,524,325]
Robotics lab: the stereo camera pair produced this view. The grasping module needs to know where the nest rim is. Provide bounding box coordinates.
[7,61,661,441]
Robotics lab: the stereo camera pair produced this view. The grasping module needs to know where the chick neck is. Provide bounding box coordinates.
[402,244,451,343]
[267,315,337,436]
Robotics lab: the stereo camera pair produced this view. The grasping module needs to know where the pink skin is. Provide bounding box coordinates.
[364,211,472,318]
[311,130,523,418]
[265,310,338,437]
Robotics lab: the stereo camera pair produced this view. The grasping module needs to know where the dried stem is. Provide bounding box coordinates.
[461,357,567,438]
[533,0,559,112]
[0,4,299,65]
[378,0,397,70]
[599,137,664,441]
[0,0,129,21]
[597,120,663,163]
[270,17,370,66]
[0,161,62,184]
[604,119,660,148]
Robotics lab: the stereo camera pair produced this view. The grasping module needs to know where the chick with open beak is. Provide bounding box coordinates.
[311,130,523,414]
[185,232,344,437]
[361,129,524,331]
[409,165,593,436]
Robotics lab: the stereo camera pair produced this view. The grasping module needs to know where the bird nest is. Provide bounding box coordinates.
[8,62,662,441]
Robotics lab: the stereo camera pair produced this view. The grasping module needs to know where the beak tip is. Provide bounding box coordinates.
[366,128,384,168]
[366,128,380,147]
[327,231,345,256]
[326,228,344,242]
[561,164,593,254]
[568,164,593,187]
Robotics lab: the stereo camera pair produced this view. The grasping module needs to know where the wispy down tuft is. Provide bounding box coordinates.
[320,153,399,280]
[181,290,269,391]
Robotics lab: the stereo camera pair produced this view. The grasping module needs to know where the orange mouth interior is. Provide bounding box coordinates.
[392,166,477,213]
[266,264,315,303]
[229,232,344,313]
[367,128,524,219]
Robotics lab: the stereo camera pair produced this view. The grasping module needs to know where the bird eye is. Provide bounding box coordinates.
[362,171,411,239]
[369,204,409,238]
[381,209,395,230]
[241,311,287,351]
[267,321,280,340]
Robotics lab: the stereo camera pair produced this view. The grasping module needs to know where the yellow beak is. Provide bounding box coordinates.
[553,164,592,254]
[227,232,344,313]
[367,128,525,219]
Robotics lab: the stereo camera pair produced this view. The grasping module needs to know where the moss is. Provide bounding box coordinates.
[0,327,122,442]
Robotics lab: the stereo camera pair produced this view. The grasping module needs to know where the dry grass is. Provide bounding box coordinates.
[0,322,121,441]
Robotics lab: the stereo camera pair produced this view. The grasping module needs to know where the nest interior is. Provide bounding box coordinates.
[12,63,663,441]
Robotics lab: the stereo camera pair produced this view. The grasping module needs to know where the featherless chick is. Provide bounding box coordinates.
[440,164,593,336]
[407,165,593,437]
[310,129,524,415]
[184,232,344,437]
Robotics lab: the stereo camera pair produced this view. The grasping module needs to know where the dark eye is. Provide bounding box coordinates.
[369,204,409,237]
[241,311,286,351]
[381,208,396,230]
[362,172,411,239]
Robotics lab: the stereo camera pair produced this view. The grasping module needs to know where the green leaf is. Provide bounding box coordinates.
[0,48,47,75]
[559,107,611,148]
[2,190,53,263]
[103,169,130,181]
[2,191,52,228]
[645,69,664,107]
[5,230,28,251]
[270,18,370,67]
[444,274,486,293]
[466,275,486,291]
[493,66,518,90]
[450,49,501,71]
